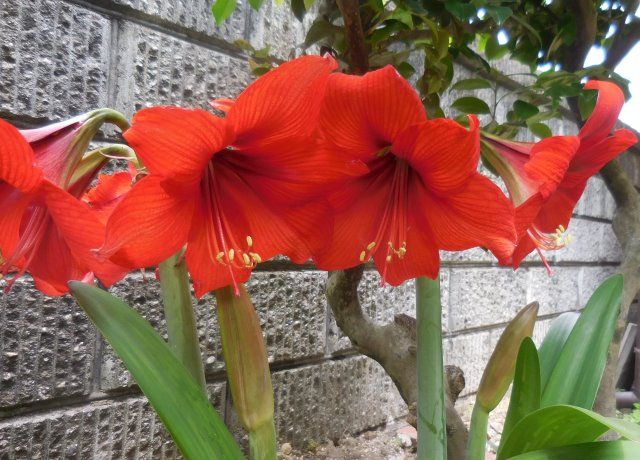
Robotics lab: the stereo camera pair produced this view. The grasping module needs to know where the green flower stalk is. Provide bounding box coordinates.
[215,284,276,460]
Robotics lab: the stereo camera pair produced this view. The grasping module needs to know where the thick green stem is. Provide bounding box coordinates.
[416,276,447,459]
[249,421,278,460]
[158,251,206,392]
[467,405,489,460]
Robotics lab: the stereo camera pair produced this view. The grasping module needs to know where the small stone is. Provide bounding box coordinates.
[398,433,413,449]
[280,443,292,455]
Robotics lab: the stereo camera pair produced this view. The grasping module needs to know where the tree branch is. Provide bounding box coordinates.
[326,267,468,459]
[336,0,369,74]
[563,0,598,71]
[604,21,640,70]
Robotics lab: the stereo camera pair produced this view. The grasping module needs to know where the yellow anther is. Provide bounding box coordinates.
[386,254,392,263]
[228,249,235,261]
[251,253,262,264]
[242,253,251,266]
[366,241,376,251]
[558,224,565,233]
[359,250,367,262]
[216,252,225,263]
[566,234,573,245]
[246,236,253,248]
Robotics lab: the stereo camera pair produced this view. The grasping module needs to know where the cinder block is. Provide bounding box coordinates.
[247,1,318,60]
[326,270,449,354]
[0,278,95,408]
[526,267,580,316]
[101,271,327,391]
[112,21,251,118]
[575,177,612,220]
[579,266,619,305]
[0,0,110,120]
[0,383,224,459]
[448,267,528,332]
[270,356,405,448]
[550,218,621,263]
[110,0,246,43]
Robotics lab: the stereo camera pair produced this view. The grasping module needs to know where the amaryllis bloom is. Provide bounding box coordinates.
[0,111,130,295]
[312,66,517,285]
[99,55,342,297]
[83,166,137,225]
[483,80,638,269]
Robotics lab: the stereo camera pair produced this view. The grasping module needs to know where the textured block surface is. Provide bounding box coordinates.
[0,278,95,408]
[0,0,111,120]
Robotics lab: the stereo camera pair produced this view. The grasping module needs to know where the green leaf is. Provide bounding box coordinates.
[395,61,416,79]
[452,96,491,114]
[211,0,237,25]
[303,0,315,10]
[497,405,640,459]
[248,0,264,10]
[508,441,640,460]
[528,122,552,139]
[578,89,599,121]
[291,0,307,21]
[304,19,339,48]
[444,0,476,20]
[538,312,579,392]
[513,100,539,120]
[501,338,541,445]
[541,275,623,409]
[69,282,243,460]
[486,6,512,25]
[486,34,509,60]
[451,78,492,91]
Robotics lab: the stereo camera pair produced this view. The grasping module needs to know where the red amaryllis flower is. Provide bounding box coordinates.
[0,111,130,295]
[99,55,343,297]
[312,66,517,285]
[483,80,638,269]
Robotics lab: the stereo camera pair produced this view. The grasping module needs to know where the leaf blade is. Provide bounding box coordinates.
[69,282,243,460]
[538,312,579,392]
[509,441,640,460]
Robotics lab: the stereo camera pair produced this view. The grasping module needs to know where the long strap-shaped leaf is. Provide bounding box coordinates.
[508,440,640,459]
[497,404,640,459]
[537,311,579,392]
[69,281,243,460]
[541,274,623,409]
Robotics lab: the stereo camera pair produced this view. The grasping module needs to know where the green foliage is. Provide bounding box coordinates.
[537,312,579,392]
[497,405,640,459]
[69,282,243,460]
[451,96,491,114]
[624,403,640,426]
[211,0,237,25]
[501,338,541,442]
[541,275,623,409]
[507,441,640,460]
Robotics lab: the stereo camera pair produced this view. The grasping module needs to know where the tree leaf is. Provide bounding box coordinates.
[444,0,476,20]
[497,405,640,459]
[538,312,579,392]
[305,19,339,48]
[541,275,623,409]
[304,0,315,10]
[508,441,640,459]
[248,0,264,10]
[486,6,512,25]
[501,338,541,445]
[486,34,509,60]
[528,122,552,139]
[451,78,492,91]
[513,100,539,120]
[211,0,237,25]
[69,282,243,460]
[452,96,491,114]
[291,0,307,21]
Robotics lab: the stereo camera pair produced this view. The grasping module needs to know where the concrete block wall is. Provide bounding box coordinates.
[0,0,637,457]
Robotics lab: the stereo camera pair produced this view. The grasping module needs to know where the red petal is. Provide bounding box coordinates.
[580,80,626,145]
[313,169,394,271]
[535,183,586,234]
[100,175,195,268]
[523,135,580,198]
[514,193,544,240]
[0,119,42,192]
[42,182,128,288]
[123,107,230,185]
[0,183,31,263]
[320,65,427,160]
[227,55,338,147]
[185,206,252,299]
[393,116,480,194]
[422,174,516,263]
[565,129,638,188]
[508,235,537,269]
[84,172,134,225]
[372,211,440,286]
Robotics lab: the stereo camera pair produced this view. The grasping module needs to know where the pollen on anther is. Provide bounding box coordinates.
[246,236,253,248]
[366,241,376,250]
[228,249,235,261]
[242,253,251,266]
[385,254,392,263]
[216,252,225,263]
[251,253,262,264]
[359,250,366,262]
